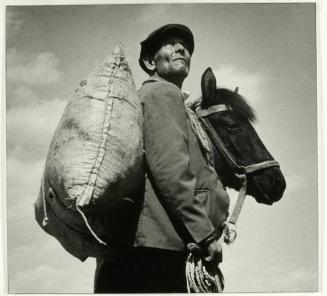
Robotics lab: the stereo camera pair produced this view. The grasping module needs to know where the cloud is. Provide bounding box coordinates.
[213,65,264,105]
[5,98,66,249]
[5,78,96,293]
[8,211,96,293]
[137,5,170,23]
[8,237,96,293]
[6,171,42,218]
[6,85,39,109]
[7,188,96,293]
[222,258,318,292]
[5,47,77,292]
[6,157,44,197]
[6,97,67,249]
[6,157,46,250]
[6,98,67,162]
[9,239,78,273]
[255,265,318,292]
[7,50,63,86]
[6,50,64,108]
[9,262,94,293]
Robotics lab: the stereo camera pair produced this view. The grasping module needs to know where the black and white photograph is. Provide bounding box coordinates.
[3,1,322,294]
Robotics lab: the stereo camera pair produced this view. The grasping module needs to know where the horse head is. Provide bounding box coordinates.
[198,67,286,205]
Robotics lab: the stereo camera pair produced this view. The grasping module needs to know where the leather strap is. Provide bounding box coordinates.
[196,104,231,118]
[229,174,247,225]
[243,160,279,174]
[200,117,280,174]
[199,117,242,173]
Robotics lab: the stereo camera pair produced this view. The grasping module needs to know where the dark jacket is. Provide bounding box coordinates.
[134,78,230,251]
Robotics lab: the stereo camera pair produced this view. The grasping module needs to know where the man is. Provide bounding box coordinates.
[94,24,230,293]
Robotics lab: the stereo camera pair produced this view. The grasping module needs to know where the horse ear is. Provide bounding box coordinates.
[201,67,217,106]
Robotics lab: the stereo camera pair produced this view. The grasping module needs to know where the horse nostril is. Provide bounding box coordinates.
[273,175,286,195]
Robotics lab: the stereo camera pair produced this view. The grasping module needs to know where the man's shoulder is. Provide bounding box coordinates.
[138,79,181,99]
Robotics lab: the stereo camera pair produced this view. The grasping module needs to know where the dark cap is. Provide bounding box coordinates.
[139,24,194,74]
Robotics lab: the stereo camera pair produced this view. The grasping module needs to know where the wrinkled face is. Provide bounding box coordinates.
[153,36,191,80]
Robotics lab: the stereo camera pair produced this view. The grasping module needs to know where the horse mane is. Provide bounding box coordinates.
[216,88,256,123]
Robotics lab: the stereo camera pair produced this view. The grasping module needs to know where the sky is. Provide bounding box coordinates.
[4,2,319,294]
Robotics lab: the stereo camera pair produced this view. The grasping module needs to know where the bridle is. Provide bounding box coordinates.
[196,104,280,244]
[197,105,279,176]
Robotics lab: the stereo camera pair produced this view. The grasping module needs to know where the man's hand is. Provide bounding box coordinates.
[204,240,223,271]
[187,240,223,271]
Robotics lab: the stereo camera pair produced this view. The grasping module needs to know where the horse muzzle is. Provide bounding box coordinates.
[248,167,286,205]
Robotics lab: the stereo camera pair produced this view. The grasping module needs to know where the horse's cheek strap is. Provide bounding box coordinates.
[200,118,241,173]
[223,173,247,245]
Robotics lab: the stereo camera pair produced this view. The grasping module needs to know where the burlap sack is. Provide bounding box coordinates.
[34,45,144,260]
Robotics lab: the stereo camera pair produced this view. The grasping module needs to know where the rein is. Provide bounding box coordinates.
[196,104,280,244]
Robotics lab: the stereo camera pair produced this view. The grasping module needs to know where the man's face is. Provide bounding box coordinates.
[152,36,191,80]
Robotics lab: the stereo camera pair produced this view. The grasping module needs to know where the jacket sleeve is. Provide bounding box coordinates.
[142,81,215,245]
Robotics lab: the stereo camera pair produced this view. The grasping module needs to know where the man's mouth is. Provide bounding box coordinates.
[173,57,188,63]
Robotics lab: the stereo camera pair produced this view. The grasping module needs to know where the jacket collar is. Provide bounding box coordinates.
[143,76,191,101]
[142,75,167,85]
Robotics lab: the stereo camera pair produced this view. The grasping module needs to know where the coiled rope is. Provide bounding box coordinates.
[185,251,224,293]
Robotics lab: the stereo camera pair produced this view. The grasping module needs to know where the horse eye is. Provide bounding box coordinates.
[226,122,238,128]
[226,122,240,132]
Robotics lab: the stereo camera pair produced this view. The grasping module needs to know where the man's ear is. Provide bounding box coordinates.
[143,55,156,72]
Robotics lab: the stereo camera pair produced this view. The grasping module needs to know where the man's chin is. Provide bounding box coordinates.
[172,67,189,79]
[158,67,190,84]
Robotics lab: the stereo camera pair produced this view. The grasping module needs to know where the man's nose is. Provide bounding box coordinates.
[174,43,186,54]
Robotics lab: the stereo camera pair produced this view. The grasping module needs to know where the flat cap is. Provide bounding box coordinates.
[139,24,194,74]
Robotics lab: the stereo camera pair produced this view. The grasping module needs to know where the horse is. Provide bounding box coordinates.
[185,67,287,292]
[196,67,286,226]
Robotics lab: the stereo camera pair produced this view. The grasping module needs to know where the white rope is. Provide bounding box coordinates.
[41,174,49,227]
[223,222,238,245]
[184,103,212,164]
[185,252,224,293]
[75,205,107,245]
